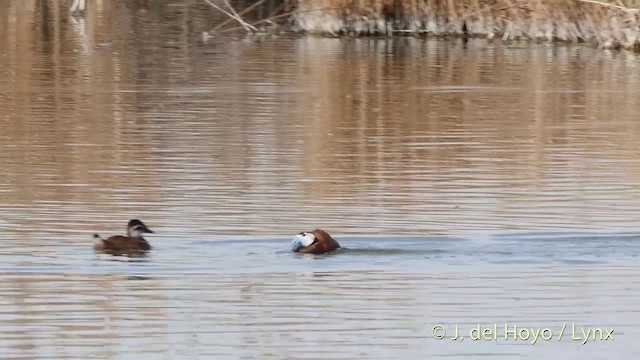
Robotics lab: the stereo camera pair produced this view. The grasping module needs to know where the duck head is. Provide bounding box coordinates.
[127,219,154,238]
[291,229,340,254]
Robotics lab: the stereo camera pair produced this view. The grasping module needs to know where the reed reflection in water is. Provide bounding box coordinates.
[1,1,640,359]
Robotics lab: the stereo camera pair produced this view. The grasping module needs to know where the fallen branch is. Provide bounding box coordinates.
[212,0,271,32]
[215,6,348,34]
[203,0,258,32]
[223,0,260,31]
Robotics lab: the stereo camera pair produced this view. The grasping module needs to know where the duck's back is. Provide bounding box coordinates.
[101,235,151,253]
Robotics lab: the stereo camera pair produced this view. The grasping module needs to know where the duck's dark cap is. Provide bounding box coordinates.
[128,219,145,227]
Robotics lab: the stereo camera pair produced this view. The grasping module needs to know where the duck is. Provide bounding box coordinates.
[93,219,154,256]
[291,229,340,254]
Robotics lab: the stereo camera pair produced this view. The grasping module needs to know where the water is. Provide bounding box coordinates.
[2,1,640,358]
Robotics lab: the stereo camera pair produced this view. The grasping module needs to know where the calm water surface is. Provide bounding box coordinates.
[1,1,640,359]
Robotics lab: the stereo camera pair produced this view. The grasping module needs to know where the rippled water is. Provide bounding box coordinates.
[2,1,640,359]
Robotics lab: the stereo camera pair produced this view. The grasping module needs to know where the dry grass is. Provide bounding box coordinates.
[293,0,640,50]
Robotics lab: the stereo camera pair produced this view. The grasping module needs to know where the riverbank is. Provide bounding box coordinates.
[293,0,640,50]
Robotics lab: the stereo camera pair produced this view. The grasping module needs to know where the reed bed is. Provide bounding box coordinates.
[293,0,640,50]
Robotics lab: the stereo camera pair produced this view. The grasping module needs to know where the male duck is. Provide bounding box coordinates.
[291,229,340,254]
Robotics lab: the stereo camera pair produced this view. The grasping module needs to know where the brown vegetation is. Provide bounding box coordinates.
[294,0,640,50]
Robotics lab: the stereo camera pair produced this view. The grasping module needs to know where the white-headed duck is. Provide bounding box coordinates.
[93,219,153,256]
[291,229,340,254]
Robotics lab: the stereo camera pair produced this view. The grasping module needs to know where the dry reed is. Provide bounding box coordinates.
[293,0,640,50]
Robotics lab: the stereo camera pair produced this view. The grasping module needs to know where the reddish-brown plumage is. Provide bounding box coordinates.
[98,235,150,252]
[293,229,341,254]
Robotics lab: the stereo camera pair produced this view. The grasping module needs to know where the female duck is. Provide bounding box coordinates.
[291,229,340,254]
[93,219,154,256]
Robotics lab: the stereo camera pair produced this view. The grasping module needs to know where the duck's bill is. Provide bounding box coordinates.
[291,236,302,251]
[143,227,154,234]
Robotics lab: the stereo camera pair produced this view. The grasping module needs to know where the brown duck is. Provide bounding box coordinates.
[291,229,341,254]
[93,219,153,256]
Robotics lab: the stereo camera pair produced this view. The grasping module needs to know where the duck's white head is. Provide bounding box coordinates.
[291,232,316,249]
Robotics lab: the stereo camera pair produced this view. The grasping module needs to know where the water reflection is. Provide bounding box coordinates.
[1,1,640,359]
